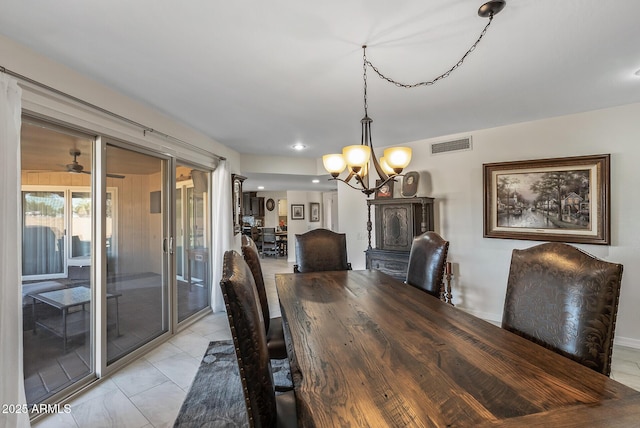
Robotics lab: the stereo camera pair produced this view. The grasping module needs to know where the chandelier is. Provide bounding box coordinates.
[323,0,506,196]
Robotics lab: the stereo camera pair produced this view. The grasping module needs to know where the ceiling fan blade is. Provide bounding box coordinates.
[79,170,125,179]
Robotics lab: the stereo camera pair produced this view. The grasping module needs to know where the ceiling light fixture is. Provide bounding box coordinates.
[323,0,506,196]
[312,179,320,184]
[292,143,306,151]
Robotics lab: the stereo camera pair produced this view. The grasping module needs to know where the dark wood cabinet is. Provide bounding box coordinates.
[251,196,265,217]
[242,192,264,217]
[365,197,434,280]
[242,192,252,216]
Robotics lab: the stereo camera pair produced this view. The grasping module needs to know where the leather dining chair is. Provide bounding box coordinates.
[262,227,279,258]
[241,236,287,360]
[293,228,352,273]
[242,234,260,255]
[502,242,623,376]
[405,231,449,299]
[220,250,297,428]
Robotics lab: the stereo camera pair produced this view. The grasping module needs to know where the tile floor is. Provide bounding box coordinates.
[33,257,640,427]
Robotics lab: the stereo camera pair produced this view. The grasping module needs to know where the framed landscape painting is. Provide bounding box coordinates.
[483,154,610,245]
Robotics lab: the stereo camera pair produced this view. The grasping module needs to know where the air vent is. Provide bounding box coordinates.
[431,137,472,155]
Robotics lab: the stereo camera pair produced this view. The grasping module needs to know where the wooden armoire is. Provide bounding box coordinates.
[365,197,434,280]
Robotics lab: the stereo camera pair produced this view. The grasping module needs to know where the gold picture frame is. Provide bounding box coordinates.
[483,154,610,245]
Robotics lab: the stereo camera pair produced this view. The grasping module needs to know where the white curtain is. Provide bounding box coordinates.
[211,160,233,312]
[0,75,30,427]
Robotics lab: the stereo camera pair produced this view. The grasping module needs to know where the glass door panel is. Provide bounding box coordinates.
[106,144,168,364]
[176,188,183,278]
[176,165,210,322]
[20,120,94,405]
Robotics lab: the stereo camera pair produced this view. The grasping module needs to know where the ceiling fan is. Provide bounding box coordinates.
[66,149,125,179]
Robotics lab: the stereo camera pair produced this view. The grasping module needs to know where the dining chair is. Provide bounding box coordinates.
[262,227,278,258]
[405,231,449,299]
[293,228,352,273]
[220,250,297,428]
[241,236,287,359]
[242,234,260,255]
[502,242,623,376]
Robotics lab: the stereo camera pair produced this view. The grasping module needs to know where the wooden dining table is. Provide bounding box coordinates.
[275,269,640,428]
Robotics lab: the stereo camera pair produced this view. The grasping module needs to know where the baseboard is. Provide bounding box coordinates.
[614,336,640,350]
[457,307,502,326]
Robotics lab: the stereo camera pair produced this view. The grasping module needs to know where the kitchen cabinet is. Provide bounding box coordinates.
[242,192,264,217]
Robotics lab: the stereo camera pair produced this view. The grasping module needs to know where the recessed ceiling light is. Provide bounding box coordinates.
[292,143,306,151]
[257,186,264,190]
[635,69,640,77]
[312,179,320,184]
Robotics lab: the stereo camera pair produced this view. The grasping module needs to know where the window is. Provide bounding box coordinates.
[22,187,117,280]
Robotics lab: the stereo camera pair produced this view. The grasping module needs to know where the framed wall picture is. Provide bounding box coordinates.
[375,179,394,199]
[266,198,275,211]
[401,171,419,197]
[310,202,320,222]
[291,204,305,220]
[483,154,610,244]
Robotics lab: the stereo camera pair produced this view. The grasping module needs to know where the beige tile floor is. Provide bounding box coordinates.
[34,257,640,427]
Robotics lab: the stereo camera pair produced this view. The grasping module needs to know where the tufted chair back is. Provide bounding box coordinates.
[406,232,449,298]
[294,228,352,273]
[241,237,288,360]
[220,251,297,428]
[241,234,260,255]
[502,242,623,376]
[241,236,270,331]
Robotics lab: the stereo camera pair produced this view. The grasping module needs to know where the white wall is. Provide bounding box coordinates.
[340,103,640,348]
[242,154,323,175]
[286,190,324,263]
[322,191,338,231]
[257,191,287,228]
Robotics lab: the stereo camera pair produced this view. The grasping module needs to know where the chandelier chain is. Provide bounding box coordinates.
[364,14,494,88]
[363,47,369,115]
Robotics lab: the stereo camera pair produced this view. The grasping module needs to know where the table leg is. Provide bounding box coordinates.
[62,308,68,353]
[32,297,37,334]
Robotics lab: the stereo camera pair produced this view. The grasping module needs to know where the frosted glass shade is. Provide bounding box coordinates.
[323,154,347,176]
[379,156,396,176]
[342,145,371,172]
[383,147,412,171]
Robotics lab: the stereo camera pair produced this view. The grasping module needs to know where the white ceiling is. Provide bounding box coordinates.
[2,0,640,190]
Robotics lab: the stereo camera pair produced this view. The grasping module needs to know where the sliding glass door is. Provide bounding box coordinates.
[21,117,212,407]
[176,164,210,322]
[105,143,169,364]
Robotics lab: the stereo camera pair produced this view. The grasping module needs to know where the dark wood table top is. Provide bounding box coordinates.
[275,269,640,428]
